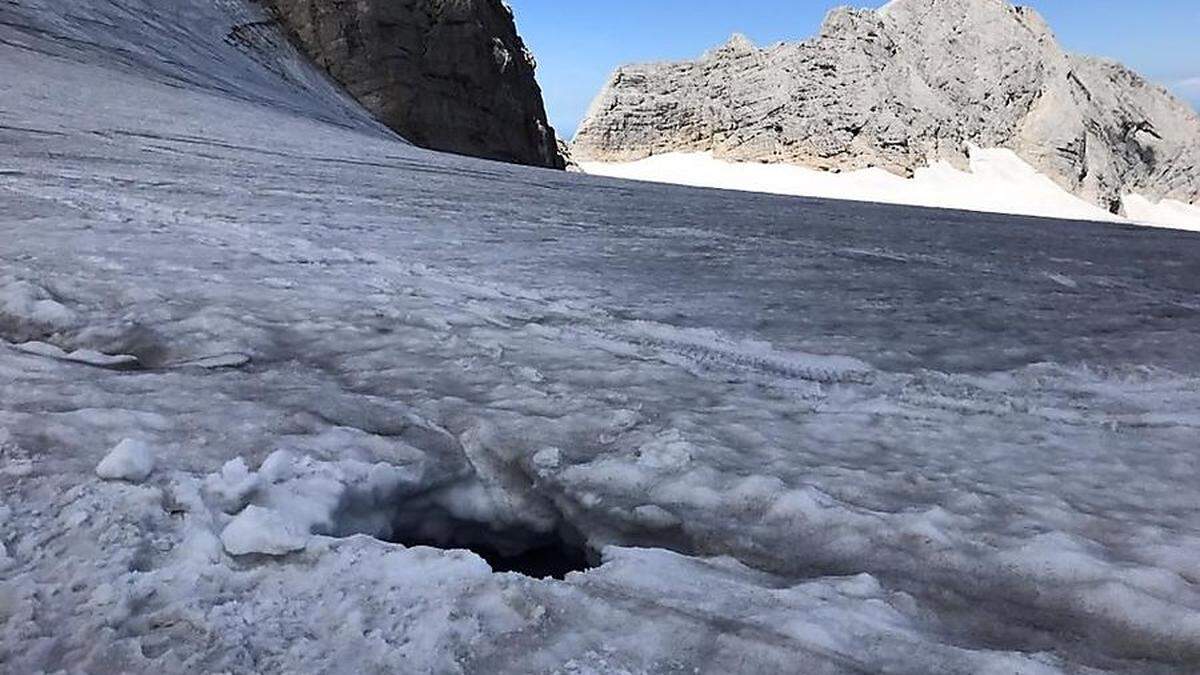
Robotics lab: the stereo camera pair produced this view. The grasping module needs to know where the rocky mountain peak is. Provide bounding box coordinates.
[573,0,1200,213]
[723,33,757,52]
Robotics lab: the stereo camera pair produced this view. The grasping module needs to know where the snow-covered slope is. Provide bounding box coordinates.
[4,2,1200,674]
[0,0,387,133]
[1123,194,1200,232]
[580,149,1200,231]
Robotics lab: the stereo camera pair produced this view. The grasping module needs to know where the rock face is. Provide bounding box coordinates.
[573,0,1200,212]
[266,0,565,169]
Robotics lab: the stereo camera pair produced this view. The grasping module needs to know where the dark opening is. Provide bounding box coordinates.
[396,530,596,580]
[381,504,597,580]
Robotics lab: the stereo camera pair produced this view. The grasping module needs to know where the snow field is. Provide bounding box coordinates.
[580,148,1200,231]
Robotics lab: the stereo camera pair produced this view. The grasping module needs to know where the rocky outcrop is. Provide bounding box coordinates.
[265,0,565,168]
[556,138,581,172]
[573,0,1200,212]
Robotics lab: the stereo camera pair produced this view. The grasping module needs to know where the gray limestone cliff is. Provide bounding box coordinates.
[265,0,565,169]
[572,0,1200,212]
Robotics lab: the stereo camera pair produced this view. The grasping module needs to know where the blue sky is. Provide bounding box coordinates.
[507,0,1200,138]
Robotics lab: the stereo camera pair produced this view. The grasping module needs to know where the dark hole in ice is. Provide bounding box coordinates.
[380,505,597,580]
[395,530,595,580]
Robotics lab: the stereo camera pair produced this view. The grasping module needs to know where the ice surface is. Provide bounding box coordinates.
[3,1,1200,673]
[95,439,157,482]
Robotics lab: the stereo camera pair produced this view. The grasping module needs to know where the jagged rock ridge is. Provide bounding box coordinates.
[572,0,1200,212]
[266,0,565,169]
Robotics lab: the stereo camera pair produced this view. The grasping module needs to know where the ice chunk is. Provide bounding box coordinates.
[203,457,260,513]
[95,439,156,483]
[220,505,309,556]
[632,504,682,529]
[636,430,694,470]
[65,349,140,368]
[11,341,67,359]
[259,449,300,483]
[0,280,77,329]
[174,352,252,369]
[532,447,562,470]
[16,341,139,368]
[1044,272,1079,289]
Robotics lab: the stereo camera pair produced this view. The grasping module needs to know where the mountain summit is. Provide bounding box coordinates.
[573,0,1200,213]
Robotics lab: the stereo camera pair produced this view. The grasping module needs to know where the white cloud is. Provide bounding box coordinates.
[1171,78,1200,109]
[1175,77,1200,96]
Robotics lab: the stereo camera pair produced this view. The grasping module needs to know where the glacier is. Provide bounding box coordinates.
[2,1,1200,673]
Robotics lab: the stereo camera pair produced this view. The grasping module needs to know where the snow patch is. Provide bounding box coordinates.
[582,148,1200,231]
[1123,194,1200,233]
[94,438,156,482]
